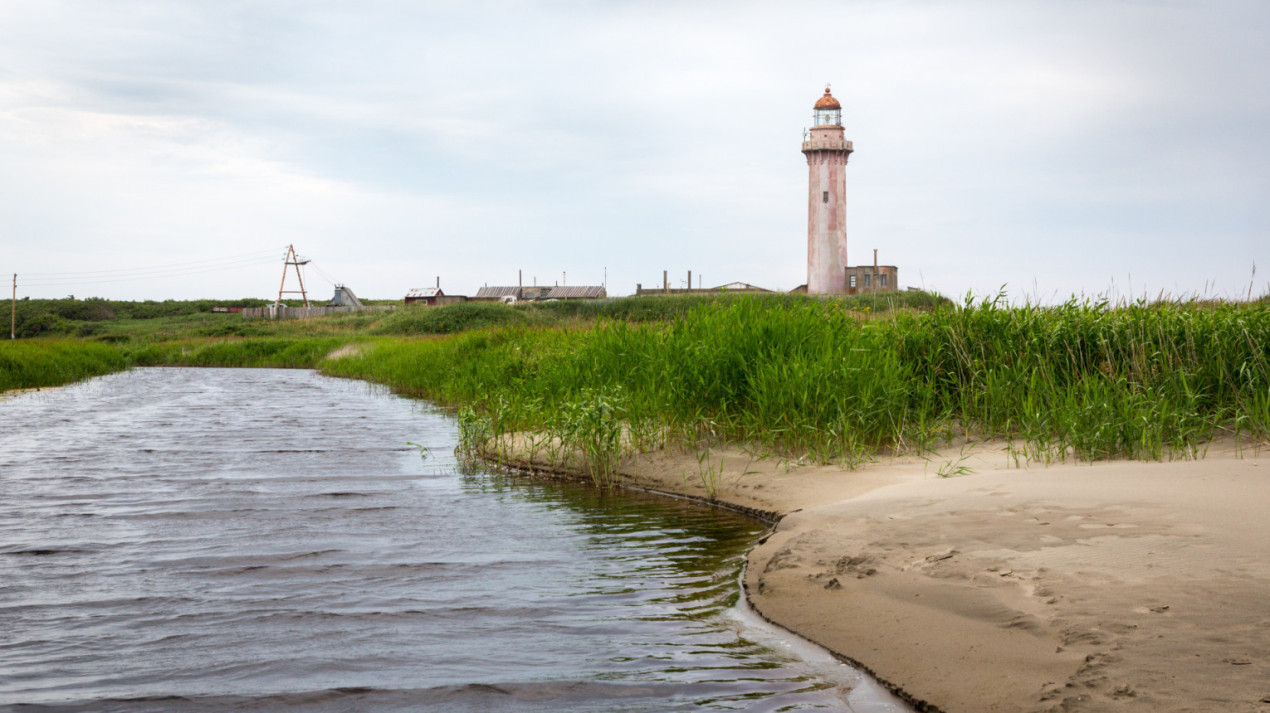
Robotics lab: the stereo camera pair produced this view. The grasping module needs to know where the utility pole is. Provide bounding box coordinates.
[275,245,311,308]
[10,274,15,340]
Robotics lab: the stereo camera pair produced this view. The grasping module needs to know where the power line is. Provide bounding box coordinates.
[19,257,285,288]
[12,246,349,296]
[19,252,287,288]
[308,263,342,287]
[21,247,287,278]
[20,259,283,287]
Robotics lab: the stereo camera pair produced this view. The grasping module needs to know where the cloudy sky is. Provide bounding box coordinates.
[1,0,1267,301]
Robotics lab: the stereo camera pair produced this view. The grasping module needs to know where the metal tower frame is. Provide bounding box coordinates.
[275,244,311,308]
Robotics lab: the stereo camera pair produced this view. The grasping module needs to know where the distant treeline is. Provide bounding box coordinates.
[7,291,1267,472]
[369,290,948,335]
[0,291,947,388]
[5,291,948,340]
[9,297,274,338]
[322,294,1270,470]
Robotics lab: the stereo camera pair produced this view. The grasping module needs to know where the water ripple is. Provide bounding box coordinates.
[0,368,891,711]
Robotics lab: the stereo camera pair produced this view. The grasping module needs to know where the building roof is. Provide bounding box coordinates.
[406,287,443,298]
[712,282,771,292]
[474,286,522,299]
[813,87,841,110]
[547,285,606,299]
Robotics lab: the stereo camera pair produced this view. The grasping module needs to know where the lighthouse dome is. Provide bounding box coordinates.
[813,87,841,110]
[812,87,842,126]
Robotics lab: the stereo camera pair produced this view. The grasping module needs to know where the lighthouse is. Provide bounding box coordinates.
[802,86,853,294]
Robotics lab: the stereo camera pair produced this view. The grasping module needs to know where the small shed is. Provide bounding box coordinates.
[405,287,445,306]
[328,285,366,308]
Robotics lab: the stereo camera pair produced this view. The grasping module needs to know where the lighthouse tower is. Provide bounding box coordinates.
[803,86,853,294]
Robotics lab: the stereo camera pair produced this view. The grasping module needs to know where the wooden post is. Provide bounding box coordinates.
[275,247,289,308]
[293,250,310,308]
[276,244,312,308]
[10,274,15,340]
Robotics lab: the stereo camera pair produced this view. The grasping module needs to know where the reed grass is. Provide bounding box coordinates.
[0,341,128,391]
[6,291,1265,483]
[20,291,941,343]
[321,294,1270,481]
[125,337,354,368]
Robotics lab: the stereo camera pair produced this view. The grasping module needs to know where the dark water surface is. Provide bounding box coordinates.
[0,368,905,712]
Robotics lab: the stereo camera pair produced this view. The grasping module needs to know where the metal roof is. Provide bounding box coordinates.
[474,286,522,299]
[406,287,443,298]
[813,87,841,110]
[546,286,606,299]
[712,282,771,292]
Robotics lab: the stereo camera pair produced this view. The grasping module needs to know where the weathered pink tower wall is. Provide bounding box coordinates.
[803,87,853,294]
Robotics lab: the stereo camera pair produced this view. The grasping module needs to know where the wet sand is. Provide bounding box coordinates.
[486,437,1270,712]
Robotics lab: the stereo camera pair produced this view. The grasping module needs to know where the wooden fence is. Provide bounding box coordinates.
[242,305,396,320]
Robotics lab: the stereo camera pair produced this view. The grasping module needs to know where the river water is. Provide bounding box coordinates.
[0,367,906,712]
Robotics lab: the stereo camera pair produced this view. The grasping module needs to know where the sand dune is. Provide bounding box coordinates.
[488,436,1270,712]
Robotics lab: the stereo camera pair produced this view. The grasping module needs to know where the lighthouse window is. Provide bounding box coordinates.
[822,191,829,203]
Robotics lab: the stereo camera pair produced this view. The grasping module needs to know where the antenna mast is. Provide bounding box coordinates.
[276,244,311,308]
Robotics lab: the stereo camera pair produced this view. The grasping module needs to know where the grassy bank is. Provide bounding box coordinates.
[5,292,1265,482]
[0,341,128,392]
[0,337,359,391]
[126,337,357,368]
[321,295,1270,483]
[10,291,942,342]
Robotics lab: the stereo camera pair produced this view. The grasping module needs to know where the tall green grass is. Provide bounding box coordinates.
[371,302,545,335]
[0,337,354,392]
[7,292,1265,484]
[322,295,1270,481]
[898,295,1270,458]
[10,291,943,343]
[125,338,353,368]
[0,341,128,391]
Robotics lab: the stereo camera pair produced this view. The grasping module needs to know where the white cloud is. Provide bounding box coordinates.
[0,0,1267,300]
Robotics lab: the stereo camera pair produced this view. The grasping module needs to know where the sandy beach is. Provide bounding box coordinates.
[488,437,1270,712]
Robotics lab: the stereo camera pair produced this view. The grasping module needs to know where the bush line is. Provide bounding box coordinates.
[319,295,1270,480]
[5,293,1267,483]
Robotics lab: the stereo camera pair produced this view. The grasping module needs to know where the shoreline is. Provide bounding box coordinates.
[484,435,1270,713]
[482,449,925,711]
